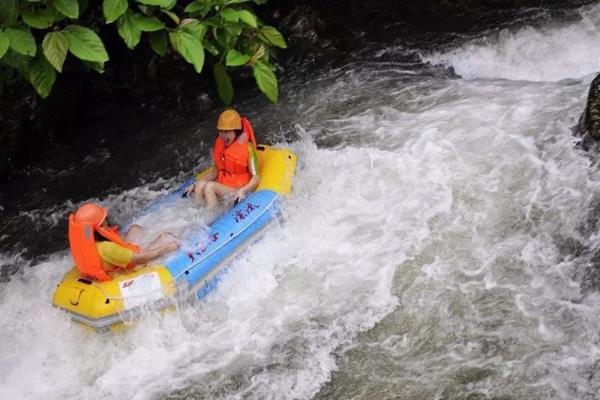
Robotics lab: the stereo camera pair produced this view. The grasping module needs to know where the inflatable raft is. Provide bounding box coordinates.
[52,145,297,332]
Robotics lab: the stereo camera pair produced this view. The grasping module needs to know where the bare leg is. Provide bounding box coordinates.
[192,180,209,204]
[204,181,236,208]
[146,232,179,250]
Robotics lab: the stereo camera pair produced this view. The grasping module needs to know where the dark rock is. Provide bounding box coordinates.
[579,73,600,142]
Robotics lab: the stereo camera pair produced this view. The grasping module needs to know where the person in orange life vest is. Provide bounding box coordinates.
[186,109,260,208]
[68,203,179,281]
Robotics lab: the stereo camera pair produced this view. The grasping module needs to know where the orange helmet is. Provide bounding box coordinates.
[217,109,242,130]
[73,203,107,227]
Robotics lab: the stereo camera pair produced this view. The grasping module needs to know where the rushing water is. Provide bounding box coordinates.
[3,3,600,400]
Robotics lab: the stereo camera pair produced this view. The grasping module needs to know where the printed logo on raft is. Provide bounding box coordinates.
[185,202,261,262]
[119,272,163,309]
[234,202,260,223]
[187,232,220,262]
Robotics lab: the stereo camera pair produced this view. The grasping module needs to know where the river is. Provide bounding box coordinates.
[2,2,600,399]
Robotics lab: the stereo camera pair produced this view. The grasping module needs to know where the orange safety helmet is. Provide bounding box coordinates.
[217,109,242,131]
[73,203,107,227]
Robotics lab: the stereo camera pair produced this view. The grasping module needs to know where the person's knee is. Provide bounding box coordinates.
[128,224,143,235]
[205,181,217,194]
[193,187,204,202]
[195,180,207,191]
[124,224,143,242]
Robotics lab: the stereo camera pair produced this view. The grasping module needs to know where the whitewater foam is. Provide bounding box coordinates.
[421,3,600,81]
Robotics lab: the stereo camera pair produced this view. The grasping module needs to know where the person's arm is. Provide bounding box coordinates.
[130,242,179,265]
[235,175,260,201]
[234,145,260,201]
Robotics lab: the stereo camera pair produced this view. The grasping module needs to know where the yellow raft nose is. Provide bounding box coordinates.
[52,265,175,332]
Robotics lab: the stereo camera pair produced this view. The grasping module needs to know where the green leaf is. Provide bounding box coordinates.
[0,32,9,59]
[21,6,55,29]
[162,9,180,25]
[134,14,165,32]
[260,26,287,49]
[136,0,173,7]
[29,53,56,98]
[103,0,128,24]
[169,30,204,73]
[64,25,109,62]
[227,24,243,37]
[252,43,265,60]
[6,28,37,57]
[116,11,141,49]
[181,20,207,40]
[215,25,242,50]
[213,64,233,105]
[213,63,233,105]
[252,59,277,103]
[42,31,69,72]
[2,50,30,78]
[225,49,249,66]
[203,38,219,56]
[185,1,211,16]
[237,10,257,28]
[148,31,167,56]
[52,0,79,19]
[220,8,239,22]
[82,60,105,73]
[0,0,18,25]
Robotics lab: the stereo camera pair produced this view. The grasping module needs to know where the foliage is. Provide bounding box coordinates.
[0,0,287,103]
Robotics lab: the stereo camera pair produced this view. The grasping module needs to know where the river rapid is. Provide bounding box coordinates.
[3,2,600,400]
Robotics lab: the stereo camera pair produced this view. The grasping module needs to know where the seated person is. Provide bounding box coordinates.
[68,203,179,281]
[187,109,260,208]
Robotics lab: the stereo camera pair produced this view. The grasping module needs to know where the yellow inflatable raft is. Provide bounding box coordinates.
[53,145,297,332]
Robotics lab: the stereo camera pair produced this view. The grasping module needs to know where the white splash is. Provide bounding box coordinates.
[422,3,600,81]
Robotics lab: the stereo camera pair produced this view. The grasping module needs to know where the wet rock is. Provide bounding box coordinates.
[579,73,600,142]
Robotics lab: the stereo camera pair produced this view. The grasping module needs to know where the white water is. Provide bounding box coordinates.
[3,3,600,400]
[422,3,600,81]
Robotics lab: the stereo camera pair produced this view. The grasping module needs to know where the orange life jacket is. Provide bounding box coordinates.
[68,214,140,282]
[213,116,257,188]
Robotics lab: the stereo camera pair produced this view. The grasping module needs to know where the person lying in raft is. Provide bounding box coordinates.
[186,109,260,208]
[68,203,179,282]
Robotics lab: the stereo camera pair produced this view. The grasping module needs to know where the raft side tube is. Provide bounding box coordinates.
[164,190,279,285]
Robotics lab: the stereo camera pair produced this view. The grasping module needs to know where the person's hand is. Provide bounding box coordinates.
[234,189,246,203]
[159,232,178,241]
[164,241,180,253]
[185,183,195,197]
